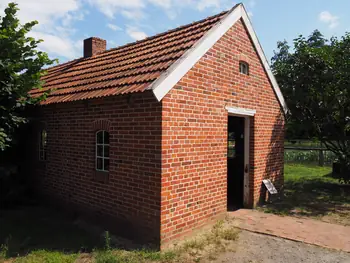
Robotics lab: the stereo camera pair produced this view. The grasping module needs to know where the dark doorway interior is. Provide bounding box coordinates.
[227,116,245,211]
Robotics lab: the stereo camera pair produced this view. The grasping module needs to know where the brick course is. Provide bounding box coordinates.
[160,19,285,246]
[29,92,162,243]
[28,19,284,248]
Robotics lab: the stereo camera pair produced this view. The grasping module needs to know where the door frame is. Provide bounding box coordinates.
[225,106,256,207]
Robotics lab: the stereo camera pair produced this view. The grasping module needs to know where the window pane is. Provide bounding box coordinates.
[228,132,235,140]
[96,158,103,170]
[104,159,110,171]
[97,131,103,144]
[42,130,47,147]
[104,145,110,157]
[228,141,236,158]
[228,131,236,158]
[239,62,249,75]
[104,132,109,144]
[97,145,103,157]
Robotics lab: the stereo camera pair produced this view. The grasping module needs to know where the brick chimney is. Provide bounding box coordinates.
[83,37,106,58]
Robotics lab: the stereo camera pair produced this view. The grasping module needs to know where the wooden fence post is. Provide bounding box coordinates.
[318,142,324,167]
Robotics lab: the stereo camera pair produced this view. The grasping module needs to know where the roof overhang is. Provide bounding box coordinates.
[149,4,288,114]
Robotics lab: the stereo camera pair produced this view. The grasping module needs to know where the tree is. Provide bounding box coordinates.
[0,2,56,150]
[272,30,350,183]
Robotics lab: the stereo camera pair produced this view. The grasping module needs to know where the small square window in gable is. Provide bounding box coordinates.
[239,61,249,75]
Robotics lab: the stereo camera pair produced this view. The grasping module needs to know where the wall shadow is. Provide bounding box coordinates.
[259,113,350,223]
[1,93,163,257]
[259,112,285,204]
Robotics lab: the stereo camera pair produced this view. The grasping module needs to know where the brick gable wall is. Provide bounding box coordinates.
[160,19,285,246]
[26,19,284,249]
[28,92,162,243]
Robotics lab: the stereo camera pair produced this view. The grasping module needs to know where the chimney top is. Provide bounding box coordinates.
[83,37,106,58]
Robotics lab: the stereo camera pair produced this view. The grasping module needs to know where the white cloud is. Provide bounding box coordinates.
[319,11,339,29]
[107,23,122,31]
[0,0,86,60]
[196,0,220,11]
[121,9,146,20]
[87,0,233,20]
[126,26,147,40]
[0,0,81,27]
[62,11,87,27]
[148,0,172,9]
[0,0,237,61]
[86,0,145,19]
[29,31,81,59]
[166,9,177,20]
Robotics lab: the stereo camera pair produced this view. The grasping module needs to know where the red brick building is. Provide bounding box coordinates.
[27,4,286,248]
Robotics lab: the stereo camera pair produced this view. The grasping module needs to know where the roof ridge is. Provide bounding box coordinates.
[42,27,209,80]
[42,9,230,72]
[102,10,229,55]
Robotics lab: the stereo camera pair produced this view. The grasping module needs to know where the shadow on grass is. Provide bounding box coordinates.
[260,171,350,225]
[0,205,104,257]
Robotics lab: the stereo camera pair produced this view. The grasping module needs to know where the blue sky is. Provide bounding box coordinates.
[0,0,349,64]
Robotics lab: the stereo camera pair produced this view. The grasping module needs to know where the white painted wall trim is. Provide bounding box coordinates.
[149,4,242,101]
[239,6,288,114]
[225,106,256,117]
[243,116,250,207]
[149,3,288,114]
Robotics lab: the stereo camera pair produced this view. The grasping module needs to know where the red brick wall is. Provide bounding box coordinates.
[160,19,285,245]
[27,19,284,248]
[29,92,162,243]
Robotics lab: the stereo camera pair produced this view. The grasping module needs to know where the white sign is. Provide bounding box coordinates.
[263,179,278,194]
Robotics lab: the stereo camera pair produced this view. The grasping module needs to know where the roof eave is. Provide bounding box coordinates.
[149,3,289,115]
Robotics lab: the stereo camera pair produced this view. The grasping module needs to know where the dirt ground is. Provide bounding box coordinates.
[212,231,350,263]
[1,206,350,263]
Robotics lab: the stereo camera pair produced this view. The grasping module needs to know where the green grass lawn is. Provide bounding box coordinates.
[285,164,333,181]
[0,205,179,263]
[259,164,350,225]
[0,206,239,263]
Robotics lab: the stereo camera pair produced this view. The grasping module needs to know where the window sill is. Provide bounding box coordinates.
[93,170,109,183]
[239,72,250,76]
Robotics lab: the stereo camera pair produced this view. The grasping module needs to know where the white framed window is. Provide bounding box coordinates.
[239,61,249,75]
[96,130,110,172]
[39,129,47,161]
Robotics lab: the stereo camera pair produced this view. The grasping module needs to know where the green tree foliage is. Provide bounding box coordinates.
[272,30,350,182]
[0,2,56,150]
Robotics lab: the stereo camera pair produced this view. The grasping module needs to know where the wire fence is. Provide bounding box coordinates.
[284,140,337,166]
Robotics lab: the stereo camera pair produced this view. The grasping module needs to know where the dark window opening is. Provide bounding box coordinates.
[39,129,47,161]
[96,130,110,172]
[239,61,249,75]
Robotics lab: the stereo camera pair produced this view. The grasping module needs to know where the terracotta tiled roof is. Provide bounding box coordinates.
[30,10,229,105]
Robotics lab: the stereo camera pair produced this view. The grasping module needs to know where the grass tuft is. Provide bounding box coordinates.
[179,219,240,262]
[220,228,239,241]
[0,243,8,261]
[13,250,78,263]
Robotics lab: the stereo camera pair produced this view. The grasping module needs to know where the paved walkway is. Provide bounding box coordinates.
[229,209,350,253]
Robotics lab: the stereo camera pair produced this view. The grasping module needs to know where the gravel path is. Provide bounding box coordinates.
[212,231,350,263]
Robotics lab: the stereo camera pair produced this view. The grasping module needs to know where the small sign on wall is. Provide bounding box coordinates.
[262,179,278,194]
